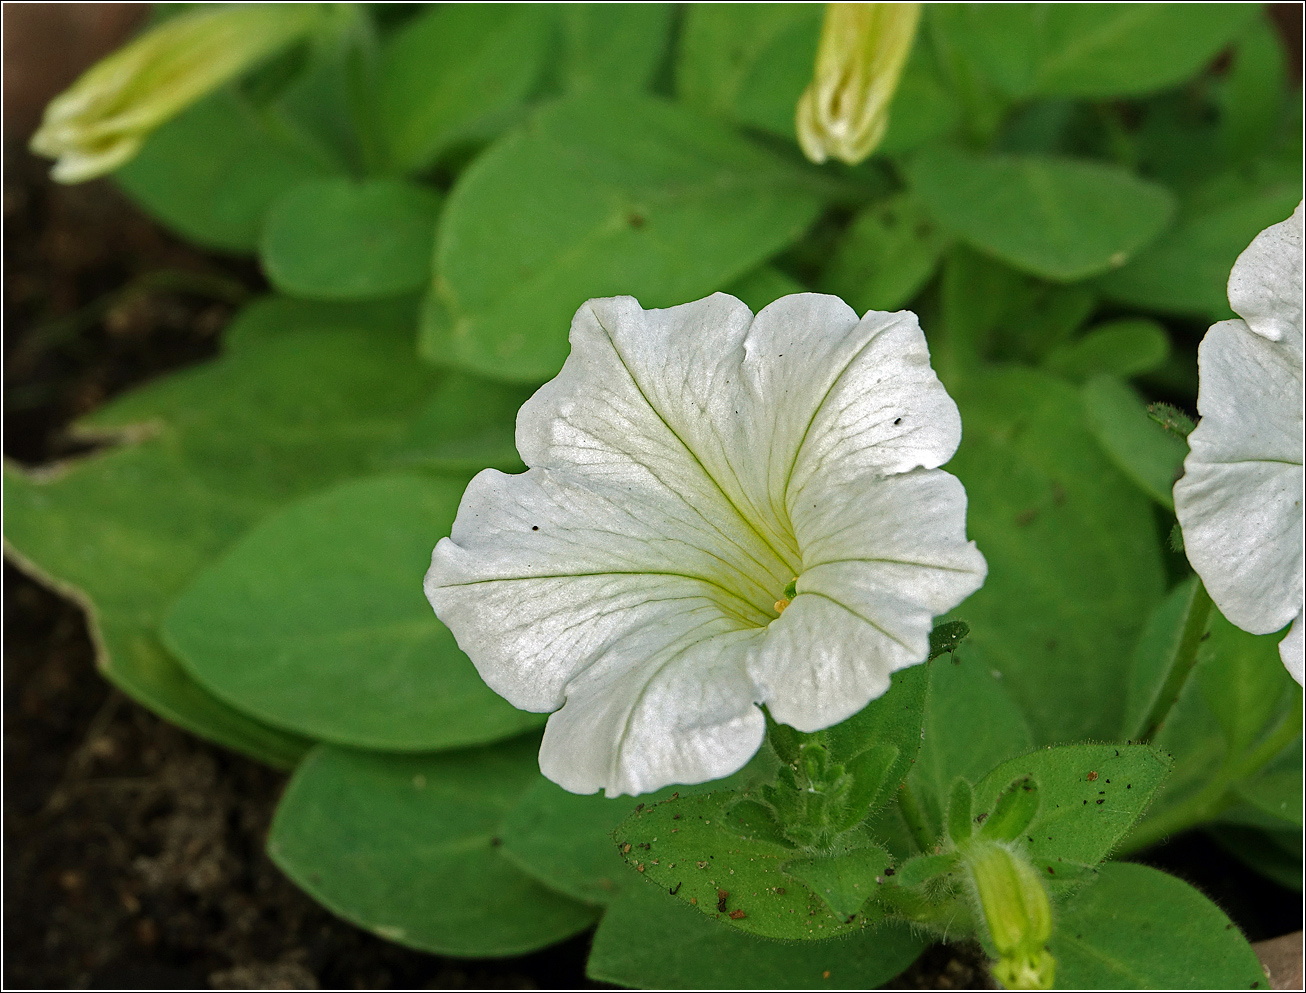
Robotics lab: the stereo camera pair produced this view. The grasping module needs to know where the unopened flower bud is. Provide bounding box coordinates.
[796,3,921,165]
[30,4,321,183]
[965,841,1056,990]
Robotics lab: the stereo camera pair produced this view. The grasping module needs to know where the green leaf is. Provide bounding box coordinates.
[1121,578,1209,741]
[378,4,551,172]
[260,178,440,300]
[980,777,1042,843]
[725,265,807,313]
[1218,15,1288,163]
[115,90,338,253]
[905,147,1175,281]
[819,192,951,313]
[1050,862,1265,989]
[613,790,877,939]
[1095,184,1301,318]
[2,325,442,764]
[953,4,1257,100]
[498,756,773,906]
[222,293,422,354]
[1043,319,1171,384]
[267,739,599,956]
[425,92,825,382]
[783,846,892,919]
[384,371,533,475]
[948,368,1166,744]
[587,884,930,990]
[675,3,821,139]
[906,650,1034,841]
[1082,375,1188,510]
[972,744,1171,890]
[1233,738,1303,830]
[554,3,673,95]
[947,778,975,845]
[164,475,543,752]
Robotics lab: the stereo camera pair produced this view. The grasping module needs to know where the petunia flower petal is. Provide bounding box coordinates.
[427,292,985,795]
[1227,201,1303,350]
[1175,320,1304,636]
[752,470,985,731]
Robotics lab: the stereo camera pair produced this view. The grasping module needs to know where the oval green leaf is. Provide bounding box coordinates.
[588,883,929,990]
[267,740,599,957]
[115,90,338,253]
[1051,862,1266,989]
[164,474,544,752]
[424,92,825,382]
[261,178,441,300]
[905,147,1175,281]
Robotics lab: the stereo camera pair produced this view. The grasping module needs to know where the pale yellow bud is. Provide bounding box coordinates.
[965,841,1056,990]
[796,2,921,165]
[30,4,321,184]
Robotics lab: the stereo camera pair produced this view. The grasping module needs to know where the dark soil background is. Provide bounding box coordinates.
[3,5,1302,990]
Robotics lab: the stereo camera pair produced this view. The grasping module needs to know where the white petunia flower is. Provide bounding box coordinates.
[425,293,987,796]
[1174,202,1304,685]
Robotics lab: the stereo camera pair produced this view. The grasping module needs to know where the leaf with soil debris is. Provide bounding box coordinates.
[612,790,876,940]
[588,882,929,990]
[268,737,599,956]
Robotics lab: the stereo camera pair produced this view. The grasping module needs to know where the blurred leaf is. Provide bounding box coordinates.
[820,192,950,313]
[1218,14,1288,162]
[1127,610,1303,851]
[1081,374,1188,509]
[587,883,929,989]
[2,324,442,764]
[261,178,440,300]
[554,3,673,95]
[115,90,339,253]
[1043,318,1170,383]
[268,740,599,956]
[385,371,533,475]
[675,3,820,139]
[1207,823,1302,890]
[379,4,551,172]
[951,3,1256,100]
[425,92,824,382]
[905,147,1175,281]
[1233,737,1303,830]
[1095,184,1301,318]
[725,265,806,312]
[223,293,422,353]
[947,368,1166,744]
[164,475,543,751]
[906,652,1034,840]
[1121,577,1206,741]
[1050,862,1265,989]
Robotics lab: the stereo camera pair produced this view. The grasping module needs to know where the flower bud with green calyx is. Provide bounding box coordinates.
[796,2,922,165]
[962,840,1056,990]
[30,3,326,183]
